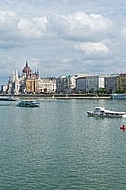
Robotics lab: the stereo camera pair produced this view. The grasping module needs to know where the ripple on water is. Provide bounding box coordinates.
[0,99,126,189]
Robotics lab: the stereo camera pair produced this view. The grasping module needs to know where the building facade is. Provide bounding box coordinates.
[105,75,118,93]
[76,75,107,93]
[2,61,39,94]
[85,75,105,93]
[38,77,56,93]
[117,74,126,93]
[2,61,126,94]
[56,75,78,94]
[76,77,87,92]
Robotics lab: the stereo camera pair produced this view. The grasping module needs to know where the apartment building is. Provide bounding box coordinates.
[86,75,105,92]
[105,75,118,93]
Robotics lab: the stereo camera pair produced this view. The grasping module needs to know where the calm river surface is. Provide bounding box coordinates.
[0,98,126,190]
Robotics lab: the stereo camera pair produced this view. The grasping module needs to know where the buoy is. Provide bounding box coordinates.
[120,124,126,131]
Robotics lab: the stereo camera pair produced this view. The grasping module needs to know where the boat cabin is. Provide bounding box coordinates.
[93,107,105,115]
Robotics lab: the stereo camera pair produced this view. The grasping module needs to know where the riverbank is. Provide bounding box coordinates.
[0,94,110,99]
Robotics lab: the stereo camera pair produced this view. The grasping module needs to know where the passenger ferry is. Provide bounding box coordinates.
[17,100,40,107]
[87,107,126,118]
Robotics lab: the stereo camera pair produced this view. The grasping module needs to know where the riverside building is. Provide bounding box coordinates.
[1,61,57,95]
[1,61,39,94]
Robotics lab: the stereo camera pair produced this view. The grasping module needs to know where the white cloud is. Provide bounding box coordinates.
[17,17,47,39]
[0,11,18,34]
[0,0,126,85]
[75,42,109,54]
[48,11,111,42]
[70,12,110,31]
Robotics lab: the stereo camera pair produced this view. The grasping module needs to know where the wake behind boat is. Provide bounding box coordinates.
[17,100,40,107]
[87,107,126,118]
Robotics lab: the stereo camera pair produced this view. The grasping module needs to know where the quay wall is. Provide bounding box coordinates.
[0,94,110,99]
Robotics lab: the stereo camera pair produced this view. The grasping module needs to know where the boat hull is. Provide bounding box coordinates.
[87,107,126,118]
[87,112,125,118]
[110,93,126,99]
[17,100,40,107]
[17,104,40,107]
[0,97,16,101]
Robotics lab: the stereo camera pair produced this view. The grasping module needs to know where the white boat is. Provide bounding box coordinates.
[0,96,16,101]
[87,107,126,118]
[17,100,40,107]
[110,93,126,99]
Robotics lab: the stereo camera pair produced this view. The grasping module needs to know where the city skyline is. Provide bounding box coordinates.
[0,1,126,86]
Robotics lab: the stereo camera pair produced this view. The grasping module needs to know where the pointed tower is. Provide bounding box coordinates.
[14,68,20,94]
[12,69,15,82]
[15,68,18,81]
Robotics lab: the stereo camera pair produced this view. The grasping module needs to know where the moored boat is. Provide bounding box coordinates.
[17,100,40,107]
[87,107,126,118]
[0,97,16,101]
[110,93,126,99]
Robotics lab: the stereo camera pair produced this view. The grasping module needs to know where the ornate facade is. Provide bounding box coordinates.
[5,61,39,94]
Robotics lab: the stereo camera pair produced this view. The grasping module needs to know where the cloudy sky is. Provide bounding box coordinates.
[0,0,126,85]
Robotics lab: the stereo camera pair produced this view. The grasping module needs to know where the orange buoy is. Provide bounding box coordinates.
[120,124,126,131]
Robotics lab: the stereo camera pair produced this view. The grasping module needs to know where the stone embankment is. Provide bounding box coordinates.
[0,94,110,99]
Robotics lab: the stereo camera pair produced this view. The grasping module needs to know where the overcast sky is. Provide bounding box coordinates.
[0,0,126,85]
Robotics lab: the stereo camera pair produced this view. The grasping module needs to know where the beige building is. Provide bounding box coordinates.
[26,79,38,94]
[117,74,126,93]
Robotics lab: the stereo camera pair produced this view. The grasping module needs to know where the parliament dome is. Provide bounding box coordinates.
[22,61,32,74]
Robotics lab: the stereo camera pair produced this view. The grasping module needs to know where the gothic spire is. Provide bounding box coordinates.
[26,60,28,67]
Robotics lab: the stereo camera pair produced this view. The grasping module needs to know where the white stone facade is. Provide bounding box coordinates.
[38,77,56,93]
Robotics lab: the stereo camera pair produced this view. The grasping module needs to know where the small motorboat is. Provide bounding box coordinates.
[17,100,40,107]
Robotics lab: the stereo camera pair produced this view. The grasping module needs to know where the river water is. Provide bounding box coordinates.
[0,98,126,190]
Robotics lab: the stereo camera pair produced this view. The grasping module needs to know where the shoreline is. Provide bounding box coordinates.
[0,94,110,99]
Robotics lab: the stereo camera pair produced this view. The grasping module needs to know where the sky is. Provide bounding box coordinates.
[0,0,126,86]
